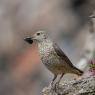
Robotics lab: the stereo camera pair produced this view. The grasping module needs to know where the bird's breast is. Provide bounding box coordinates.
[38,42,61,68]
[38,42,54,58]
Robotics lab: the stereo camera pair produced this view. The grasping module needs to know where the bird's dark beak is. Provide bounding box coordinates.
[24,37,33,44]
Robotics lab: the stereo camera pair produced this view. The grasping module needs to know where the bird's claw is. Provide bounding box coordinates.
[48,82,59,92]
[54,82,59,92]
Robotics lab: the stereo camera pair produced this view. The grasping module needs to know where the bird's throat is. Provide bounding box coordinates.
[38,40,54,58]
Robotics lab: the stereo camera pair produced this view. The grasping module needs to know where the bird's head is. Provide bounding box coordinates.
[24,31,48,44]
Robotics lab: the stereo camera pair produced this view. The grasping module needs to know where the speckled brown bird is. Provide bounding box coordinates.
[24,31,83,86]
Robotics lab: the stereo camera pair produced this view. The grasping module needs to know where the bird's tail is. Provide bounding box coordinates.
[72,67,83,76]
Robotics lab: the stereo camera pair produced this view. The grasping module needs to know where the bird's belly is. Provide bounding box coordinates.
[41,54,59,66]
[41,54,68,74]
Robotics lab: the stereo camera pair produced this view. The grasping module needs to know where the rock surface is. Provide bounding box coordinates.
[42,76,95,95]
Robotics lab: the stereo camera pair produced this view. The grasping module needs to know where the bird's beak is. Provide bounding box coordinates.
[24,37,33,44]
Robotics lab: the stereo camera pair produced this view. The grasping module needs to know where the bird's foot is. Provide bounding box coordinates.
[48,83,53,90]
[48,82,56,91]
[53,82,60,92]
[48,79,61,92]
[48,82,59,92]
[42,82,55,93]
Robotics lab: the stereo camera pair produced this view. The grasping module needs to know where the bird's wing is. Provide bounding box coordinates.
[53,43,83,75]
[53,43,74,67]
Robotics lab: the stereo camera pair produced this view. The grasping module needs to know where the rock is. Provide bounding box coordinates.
[42,76,95,95]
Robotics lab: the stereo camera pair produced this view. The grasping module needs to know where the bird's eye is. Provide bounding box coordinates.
[37,33,40,36]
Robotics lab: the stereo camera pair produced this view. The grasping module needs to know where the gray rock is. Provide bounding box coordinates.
[42,76,95,95]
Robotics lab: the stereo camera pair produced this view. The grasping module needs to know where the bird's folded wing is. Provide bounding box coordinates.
[53,43,74,67]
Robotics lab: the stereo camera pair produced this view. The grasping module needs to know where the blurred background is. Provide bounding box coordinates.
[0,0,95,95]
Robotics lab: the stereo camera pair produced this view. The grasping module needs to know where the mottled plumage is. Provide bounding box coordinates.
[38,39,83,75]
[24,31,83,85]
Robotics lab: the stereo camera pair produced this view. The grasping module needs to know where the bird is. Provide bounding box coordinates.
[24,31,83,86]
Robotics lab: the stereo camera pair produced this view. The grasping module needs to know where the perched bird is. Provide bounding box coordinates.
[24,31,83,86]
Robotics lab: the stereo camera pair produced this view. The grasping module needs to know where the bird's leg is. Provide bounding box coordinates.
[54,73,64,91]
[50,75,57,87]
[42,75,57,93]
[55,73,64,85]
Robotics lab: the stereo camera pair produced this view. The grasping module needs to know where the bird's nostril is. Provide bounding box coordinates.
[24,37,33,44]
